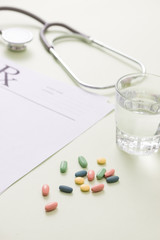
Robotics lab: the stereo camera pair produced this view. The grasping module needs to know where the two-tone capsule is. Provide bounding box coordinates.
[45,202,58,212]
[59,185,73,193]
[60,161,68,173]
[78,156,88,168]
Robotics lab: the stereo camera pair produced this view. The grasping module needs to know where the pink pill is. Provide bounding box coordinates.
[91,183,104,193]
[104,169,115,178]
[87,170,95,181]
[42,184,49,196]
[45,202,58,212]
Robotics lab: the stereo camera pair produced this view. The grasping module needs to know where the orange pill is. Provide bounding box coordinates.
[97,158,106,165]
[91,183,104,193]
[104,169,115,178]
[42,184,49,196]
[80,184,90,192]
[75,177,84,185]
[45,202,58,212]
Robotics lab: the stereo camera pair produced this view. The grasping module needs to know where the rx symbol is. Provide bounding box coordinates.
[0,65,20,87]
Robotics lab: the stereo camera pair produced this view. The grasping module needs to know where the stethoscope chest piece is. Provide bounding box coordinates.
[1,27,33,51]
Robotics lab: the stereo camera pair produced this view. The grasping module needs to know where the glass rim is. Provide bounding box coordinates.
[115,72,160,98]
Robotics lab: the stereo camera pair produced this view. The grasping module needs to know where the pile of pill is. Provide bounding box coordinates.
[74,156,119,193]
[42,156,119,212]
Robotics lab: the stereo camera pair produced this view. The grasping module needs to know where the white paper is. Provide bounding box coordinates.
[0,58,114,193]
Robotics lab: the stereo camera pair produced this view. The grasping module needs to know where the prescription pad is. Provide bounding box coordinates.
[0,58,114,193]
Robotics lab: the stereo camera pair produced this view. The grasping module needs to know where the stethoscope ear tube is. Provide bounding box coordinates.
[0,6,46,24]
[40,23,146,89]
[40,22,90,51]
[0,6,146,90]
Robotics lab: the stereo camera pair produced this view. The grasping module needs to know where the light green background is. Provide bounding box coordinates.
[0,1,160,239]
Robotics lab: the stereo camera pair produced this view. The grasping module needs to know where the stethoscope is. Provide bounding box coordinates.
[0,6,146,90]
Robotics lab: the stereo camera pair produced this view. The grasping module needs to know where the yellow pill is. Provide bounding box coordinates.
[75,177,84,185]
[80,184,90,192]
[97,158,106,165]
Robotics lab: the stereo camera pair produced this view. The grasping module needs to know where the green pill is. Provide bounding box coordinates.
[60,161,68,173]
[96,168,106,180]
[78,156,88,168]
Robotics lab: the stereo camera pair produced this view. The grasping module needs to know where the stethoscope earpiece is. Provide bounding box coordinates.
[1,27,33,51]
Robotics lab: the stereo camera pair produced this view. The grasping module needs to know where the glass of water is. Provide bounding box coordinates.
[115,73,160,155]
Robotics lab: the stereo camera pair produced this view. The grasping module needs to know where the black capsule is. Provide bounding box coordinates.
[75,170,87,177]
[106,176,119,183]
[59,185,73,193]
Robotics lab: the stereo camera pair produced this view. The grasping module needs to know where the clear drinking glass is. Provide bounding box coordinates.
[115,73,160,155]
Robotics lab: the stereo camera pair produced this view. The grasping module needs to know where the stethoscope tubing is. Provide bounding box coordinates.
[0,6,46,24]
[0,6,146,90]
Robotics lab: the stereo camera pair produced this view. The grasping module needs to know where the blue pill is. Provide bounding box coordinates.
[106,176,119,183]
[75,170,87,177]
[59,185,73,193]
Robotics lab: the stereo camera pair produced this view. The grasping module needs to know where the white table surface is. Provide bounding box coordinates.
[0,0,160,239]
